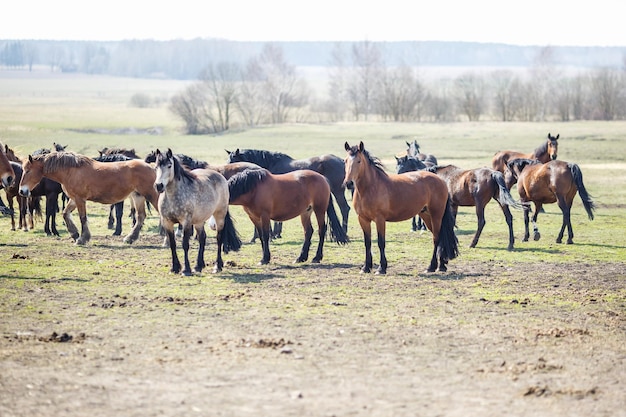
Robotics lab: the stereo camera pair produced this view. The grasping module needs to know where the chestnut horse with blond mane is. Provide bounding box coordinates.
[19,151,158,245]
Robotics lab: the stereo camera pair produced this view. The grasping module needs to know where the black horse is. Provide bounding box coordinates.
[225,148,351,235]
[406,140,438,166]
[94,153,139,236]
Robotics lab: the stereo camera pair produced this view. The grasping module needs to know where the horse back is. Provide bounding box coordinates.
[492,150,528,172]
[519,161,572,203]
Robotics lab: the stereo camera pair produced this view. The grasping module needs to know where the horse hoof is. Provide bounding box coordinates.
[507,245,514,251]
[533,232,541,241]
[567,240,574,245]
[294,258,306,263]
[360,267,371,274]
[212,266,222,273]
[438,266,447,272]
[311,258,321,264]
[182,270,193,277]
[375,269,386,275]
[556,238,562,244]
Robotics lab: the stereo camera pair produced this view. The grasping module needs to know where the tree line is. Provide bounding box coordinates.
[169,42,626,133]
[2,40,626,132]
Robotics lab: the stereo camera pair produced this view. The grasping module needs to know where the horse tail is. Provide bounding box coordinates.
[491,170,523,210]
[326,197,349,244]
[437,198,459,261]
[568,163,595,220]
[31,196,43,221]
[220,210,242,253]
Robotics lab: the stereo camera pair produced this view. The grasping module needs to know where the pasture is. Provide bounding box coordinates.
[0,73,625,416]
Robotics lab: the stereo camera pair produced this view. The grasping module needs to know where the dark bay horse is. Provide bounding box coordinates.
[492,133,559,173]
[395,155,429,232]
[420,164,523,250]
[504,158,595,244]
[228,168,349,265]
[1,143,16,214]
[405,140,438,166]
[154,149,241,275]
[226,148,350,234]
[19,151,159,245]
[344,141,458,274]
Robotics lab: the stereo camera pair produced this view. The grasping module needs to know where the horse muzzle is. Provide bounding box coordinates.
[551,155,557,160]
[19,185,30,197]
[155,183,165,193]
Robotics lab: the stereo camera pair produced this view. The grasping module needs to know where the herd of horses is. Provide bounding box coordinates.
[0,132,595,275]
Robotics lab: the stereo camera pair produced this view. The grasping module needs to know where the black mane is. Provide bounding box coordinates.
[228,149,294,169]
[95,153,134,163]
[227,168,269,202]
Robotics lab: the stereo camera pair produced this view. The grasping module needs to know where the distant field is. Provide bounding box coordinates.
[1,72,625,416]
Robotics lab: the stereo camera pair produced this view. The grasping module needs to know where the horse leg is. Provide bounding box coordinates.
[166,228,181,273]
[7,194,16,230]
[48,193,60,236]
[272,221,282,239]
[19,196,28,231]
[123,193,146,244]
[375,219,387,274]
[214,224,224,273]
[501,204,515,251]
[113,201,123,236]
[296,215,314,263]
[411,216,418,232]
[556,196,574,244]
[522,204,530,242]
[358,216,373,273]
[73,199,91,245]
[532,203,542,241]
[470,204,486,249]
[312,212,328,263]
[194,226,207,273]
[259,218,272,265]
[107,205,115,229]
[62,199,80,241]
[180,225,193,276]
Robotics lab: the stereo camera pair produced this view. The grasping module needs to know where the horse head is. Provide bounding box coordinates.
[547,133,559,161]
[395,155,427,174]
[18,154,45,197]
[154,148,175,193]
[225,148,242,163]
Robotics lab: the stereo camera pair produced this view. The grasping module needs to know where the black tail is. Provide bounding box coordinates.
[221,210,242,253]
[569,163,595,220]
[326,198,349,244]
[30,196,43,221]
[437,198,459,261]
[491,171,524,210]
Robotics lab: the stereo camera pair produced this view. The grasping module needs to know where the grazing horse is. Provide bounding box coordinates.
[504,158,595,244]
[419,164,523,250]
[492,133,559,173]
[228,168,349,265]
[395,155,429,232]
[154,149,241,275]
[225,148,351,235]
[405,140,438,166]
[19,151,158,245]
[344,141,458,274]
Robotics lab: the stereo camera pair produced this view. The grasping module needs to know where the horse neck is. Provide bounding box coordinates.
[352,162,388,191]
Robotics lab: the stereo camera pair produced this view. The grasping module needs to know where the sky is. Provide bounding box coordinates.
[2,0,625,47]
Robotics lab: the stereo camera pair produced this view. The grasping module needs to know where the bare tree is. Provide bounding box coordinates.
[491,70,522,121]
[590,68,622,120]
[326,43,349,121]
[199,62,241,132]
[169,82,209,135]
[237,59,268,127]
[378,65,422,121]
[528,46,560,120]
[346,40,382,121]
[454,72,486,121]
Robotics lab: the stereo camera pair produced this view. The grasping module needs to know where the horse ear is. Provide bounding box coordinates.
[235,149,240,156]
[166,148,173,158]
[555,134,559,140]
[29,154,33,162]
[344,142,350,151]
[225,149,231,155]
[358,141,365,152]
[405,141,410,147]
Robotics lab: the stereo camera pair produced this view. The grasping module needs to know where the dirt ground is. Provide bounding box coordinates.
[0,234,624,416]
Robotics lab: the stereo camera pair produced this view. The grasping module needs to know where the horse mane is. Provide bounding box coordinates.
[177,154,208,170]
[506,158,541,175]
[39,151,92,174]
[359,148,387,177]
[234,149,294,166]
[94,153,134,162]
[533,140,549,158]
[99,147,138,159]
[227,168,269,202]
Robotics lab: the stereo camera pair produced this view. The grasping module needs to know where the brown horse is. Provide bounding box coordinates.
[504,158,595,244]
[228,168,349,265]
[0,143,15,189]
[19,151,159,245]
[492,133,559,173]
[420,164,523,250]
[344,141,458,274]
